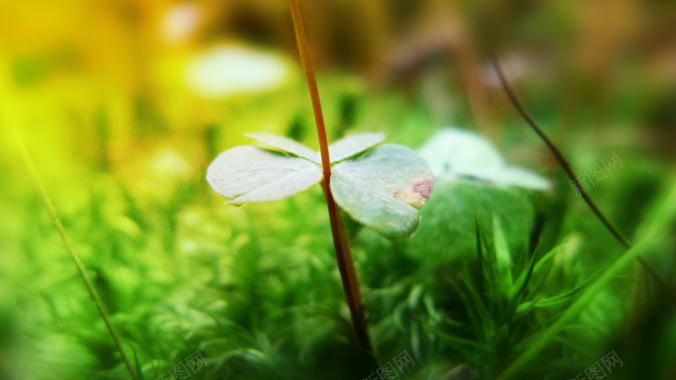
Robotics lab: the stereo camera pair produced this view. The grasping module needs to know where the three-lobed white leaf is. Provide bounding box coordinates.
[207,133,433,239]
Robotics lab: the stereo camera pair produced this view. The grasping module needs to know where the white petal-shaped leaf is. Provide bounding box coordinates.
[418,128,550,190]
[331,144,435,240]
[244,132,384,164]
[418,128,504,182]
[245,132,318,162]
[325,132,385,163]
[206,146,322,204]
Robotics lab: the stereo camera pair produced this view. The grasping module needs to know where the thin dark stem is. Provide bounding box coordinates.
[288,0,374,357]
[15,131,138,380]
[491,58,629,247]
[491,57,676,307]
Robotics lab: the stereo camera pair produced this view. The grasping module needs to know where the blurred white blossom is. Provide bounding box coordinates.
[187,45,289,98]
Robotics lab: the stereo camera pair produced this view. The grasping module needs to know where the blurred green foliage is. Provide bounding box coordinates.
[1,1,675,379]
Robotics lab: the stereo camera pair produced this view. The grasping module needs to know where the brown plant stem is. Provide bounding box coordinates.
[491,57,676,307]
[288,0,374,356]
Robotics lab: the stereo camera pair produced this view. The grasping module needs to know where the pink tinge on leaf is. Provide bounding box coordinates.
[394,175,435,209]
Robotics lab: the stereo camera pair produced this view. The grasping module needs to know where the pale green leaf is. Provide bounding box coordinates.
[244,133,318,162]
[246,132,384,164]
[326,132,385,163]
[331,144,434,239]
[206,146,322,204]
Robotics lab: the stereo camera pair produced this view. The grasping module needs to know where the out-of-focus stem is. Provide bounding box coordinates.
[14,130,138,380]
[491,57,676,307]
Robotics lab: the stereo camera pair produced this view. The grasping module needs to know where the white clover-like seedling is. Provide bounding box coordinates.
[207,132,435,239]
[418,128,550,190]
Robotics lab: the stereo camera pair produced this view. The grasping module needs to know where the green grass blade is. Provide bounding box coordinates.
[492,216,513,290]
[14,131,138,380]
[533,276,594,308]
[133,349,144,380]
[532,240,566,275]
[495,180,676,380]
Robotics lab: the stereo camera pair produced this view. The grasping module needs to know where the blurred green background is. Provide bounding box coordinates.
[1,0,675,379]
